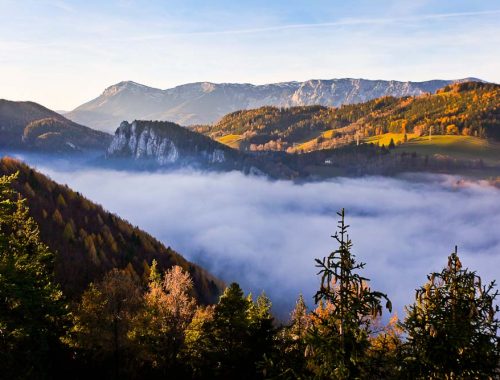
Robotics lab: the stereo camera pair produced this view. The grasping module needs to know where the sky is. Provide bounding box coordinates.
[1,0,499,110]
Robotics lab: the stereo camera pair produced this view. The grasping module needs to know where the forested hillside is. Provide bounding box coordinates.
[196,82,499,153]
[0,99,111,153]
[0,157,224,303]
[2,188,498,378]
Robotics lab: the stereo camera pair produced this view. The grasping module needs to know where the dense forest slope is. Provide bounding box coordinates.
[0,157,224,303]
[106,120,297,178]
[196,82,499,153]
[0,99,111,153]
[65,78,477,131]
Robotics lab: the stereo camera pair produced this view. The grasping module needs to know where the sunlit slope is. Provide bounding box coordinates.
[365,133,418,146]
[199,82,500,154]
[395,135,500,166]
[216,134,244,149]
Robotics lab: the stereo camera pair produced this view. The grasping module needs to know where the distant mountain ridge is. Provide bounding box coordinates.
[66,78,483,132]
[0,99,111,153]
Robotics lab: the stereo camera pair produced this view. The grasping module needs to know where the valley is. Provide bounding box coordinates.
[2,1,500,377]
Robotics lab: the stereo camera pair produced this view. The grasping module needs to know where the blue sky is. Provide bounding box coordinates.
[1,0,499,110]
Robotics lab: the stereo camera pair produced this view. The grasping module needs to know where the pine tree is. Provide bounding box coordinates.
[308,209,392,379]
[206,283,253,378]
[403,247,500,378]
[267,294,312,379]
[0,173,68,379]
[189,283,276,379]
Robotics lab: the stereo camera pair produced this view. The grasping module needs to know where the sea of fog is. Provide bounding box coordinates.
[13,156,500,320]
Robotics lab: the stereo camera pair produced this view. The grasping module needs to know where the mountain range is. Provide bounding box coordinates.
[65,78,482,132]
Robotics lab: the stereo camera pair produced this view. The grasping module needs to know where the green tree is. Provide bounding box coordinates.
[265,294,312,379]
[0,173,68,379]
[189,283,276,379]
[403,247,500,378]
[248,292,276,377]
[205,283,253,378]
[308,209,392,379]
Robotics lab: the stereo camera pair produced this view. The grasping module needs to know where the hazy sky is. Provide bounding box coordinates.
[1,0,499,110]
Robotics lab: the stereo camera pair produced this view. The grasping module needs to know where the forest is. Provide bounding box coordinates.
[1,169,499,379]
[0,157,224,304]
[195,82,500,153]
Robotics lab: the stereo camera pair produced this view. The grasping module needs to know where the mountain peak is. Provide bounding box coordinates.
[102,81,160,97]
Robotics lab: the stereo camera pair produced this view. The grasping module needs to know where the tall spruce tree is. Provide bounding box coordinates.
[0,173,68,379]
[309,209,392,379]
[403,247,500,378]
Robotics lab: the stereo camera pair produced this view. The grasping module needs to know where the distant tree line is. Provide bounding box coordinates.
[1,175,499,379]
[196,82,500,153]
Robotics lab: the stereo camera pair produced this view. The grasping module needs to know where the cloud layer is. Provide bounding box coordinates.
[33,165,500,319]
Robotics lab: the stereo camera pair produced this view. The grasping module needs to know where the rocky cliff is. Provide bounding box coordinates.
[107,120,235,167]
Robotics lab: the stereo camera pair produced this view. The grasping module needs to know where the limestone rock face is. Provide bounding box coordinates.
[106,120,226,166]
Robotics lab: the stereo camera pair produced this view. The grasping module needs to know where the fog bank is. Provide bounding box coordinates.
[29,163,500,319]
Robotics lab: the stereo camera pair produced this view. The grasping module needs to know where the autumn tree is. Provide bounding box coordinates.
[403,247,500,378]
[308,209,392,379]
[132,261,197,375]
[68,268,142,378]
[0,173,68,379]
[365,314,404,379]
[183,305,215,378]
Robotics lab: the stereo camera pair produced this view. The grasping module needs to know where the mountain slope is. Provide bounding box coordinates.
[197,82,499,153]
[105,120,297,178]
[0,99,112,153]
[0,157,224,303]
[65,78,481,132]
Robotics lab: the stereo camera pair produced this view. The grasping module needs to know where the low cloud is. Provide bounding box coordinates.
[30,162,500,320]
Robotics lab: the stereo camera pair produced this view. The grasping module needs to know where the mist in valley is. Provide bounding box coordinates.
[13,154,500,319]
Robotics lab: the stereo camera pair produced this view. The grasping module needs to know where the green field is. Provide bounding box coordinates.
[395,135,500,166]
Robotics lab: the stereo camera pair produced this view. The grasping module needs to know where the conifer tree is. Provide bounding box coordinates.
[0,173,67,379]
[205,283,253,378]
[190,283,277,379]
[266,294,312,379]
[403,247,500,378]
[308,209,392,379]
